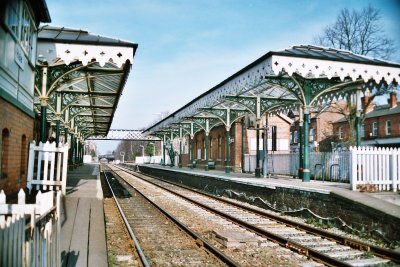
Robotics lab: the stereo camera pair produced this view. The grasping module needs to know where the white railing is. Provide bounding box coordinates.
[244,152,350,182]
[0,189,61,267]
[350,146,400,192]
[27,141,69,195]
[135,156,163,164]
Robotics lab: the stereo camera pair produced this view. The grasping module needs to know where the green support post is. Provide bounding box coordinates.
[40,106,47,143]
[241,119,245,173]
[303,112,310,182]
[55,120,60,146]
[64,127,68,144]
[255,123,261,177]
[70,134,74,166]
[355,115,361,147]
[225,127,231,174]
[298,123,303,179]
[189,135,194,169]
[205,134,209,171]
[179,138,182,168]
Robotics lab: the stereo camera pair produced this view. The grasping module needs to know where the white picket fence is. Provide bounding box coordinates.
[350,146,400,192]
[0,189,61,267]
[27,141,69,195]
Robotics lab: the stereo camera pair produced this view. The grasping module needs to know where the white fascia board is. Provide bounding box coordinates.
[37,41,134,67]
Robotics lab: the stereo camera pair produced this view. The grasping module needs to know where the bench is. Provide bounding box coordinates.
[207,161,216,169]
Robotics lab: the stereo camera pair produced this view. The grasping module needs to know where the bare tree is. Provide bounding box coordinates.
[314,5,395,60]
[329,84,393,147]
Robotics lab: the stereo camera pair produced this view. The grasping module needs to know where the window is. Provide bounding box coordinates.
[361,124,365,138]
[5,0,20,37]
[21,5,36,56]
[1,129,10,179]
[4,1,36,59]
[372,122,378,136]
[293,131,298,143]
[339,127,343,140]
[386,120,391,136]
[20,135,27,183]
[309,128,315,142]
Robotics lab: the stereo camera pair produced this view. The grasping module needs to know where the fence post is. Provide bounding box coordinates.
[350,146,357,190]
[27,142,36,192]
[392,148,398,192]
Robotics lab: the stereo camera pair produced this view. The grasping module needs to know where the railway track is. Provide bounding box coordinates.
[109,163,400,267]
[103,168,237,266]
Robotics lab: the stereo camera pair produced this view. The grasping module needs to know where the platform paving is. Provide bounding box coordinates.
[61,164,107,267]
[137,164,400,220]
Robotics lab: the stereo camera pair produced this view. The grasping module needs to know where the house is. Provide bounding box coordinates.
[0,0,51,194]
[289,105,345,152]
[333,92,400,148]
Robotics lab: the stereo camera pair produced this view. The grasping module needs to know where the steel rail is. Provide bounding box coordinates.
[103,171,150,267]
[116,164,400,266]
[106,168,240,267]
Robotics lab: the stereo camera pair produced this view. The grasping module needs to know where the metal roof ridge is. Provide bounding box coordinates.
[38,24,138,47]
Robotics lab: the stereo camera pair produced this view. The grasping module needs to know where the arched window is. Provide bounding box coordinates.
[20,135,28,183]
[1,128,10,179]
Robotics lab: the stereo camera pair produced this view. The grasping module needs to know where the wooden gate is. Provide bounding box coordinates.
[27,141,69,194]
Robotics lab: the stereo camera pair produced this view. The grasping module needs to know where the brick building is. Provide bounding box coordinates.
[333,92,400,148]
[184,113,292,172]
[289,105,345,152]
[0,0,51,194]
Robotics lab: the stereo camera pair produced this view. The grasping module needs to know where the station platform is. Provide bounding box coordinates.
[61,164,107,267]
[134,164,400,220]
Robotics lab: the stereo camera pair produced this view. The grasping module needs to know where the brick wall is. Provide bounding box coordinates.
[0,98,34,195]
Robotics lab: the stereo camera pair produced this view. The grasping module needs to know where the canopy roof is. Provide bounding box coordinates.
[145,45,400,137]
[35,25,138,139]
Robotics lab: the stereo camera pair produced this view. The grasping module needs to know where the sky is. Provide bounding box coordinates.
[45,0,400,154]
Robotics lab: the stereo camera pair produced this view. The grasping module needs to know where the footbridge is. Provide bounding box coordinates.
[87,129,160,141]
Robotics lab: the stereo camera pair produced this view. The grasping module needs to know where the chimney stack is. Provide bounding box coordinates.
[388,91,397,108]
[362,89,374,113]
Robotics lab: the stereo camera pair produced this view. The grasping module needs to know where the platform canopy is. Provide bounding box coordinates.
[34,25,138,141]
[145,45,400,136]
[144,45,400,179]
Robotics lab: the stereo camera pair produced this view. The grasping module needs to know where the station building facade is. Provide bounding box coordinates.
[180,113,292,172]
[333,92,400,148]
[0,0,50,194]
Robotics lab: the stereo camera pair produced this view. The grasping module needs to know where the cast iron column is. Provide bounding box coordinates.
[303,109,310,182]
[205,133,209,171]
[241,119,245,173]
[39,67,48,143]
[255,120,261,177]
[225,126,231,173]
